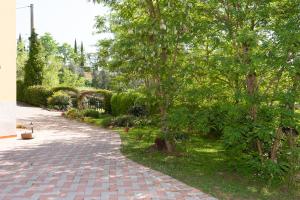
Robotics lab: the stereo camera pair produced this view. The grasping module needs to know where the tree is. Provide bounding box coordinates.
[92,0,300,181]
[40,33,58,59]
[58,43,75,65]
[74,39,78,54]
[17,34,28,80]
[59,68,86,87]
[24,30,45,87]
[42,56,62,87]
[80,42,86,68]
[93,0,199,152]
[92,69,111,89]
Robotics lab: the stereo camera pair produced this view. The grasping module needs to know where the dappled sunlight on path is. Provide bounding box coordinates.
[0,105,217,200]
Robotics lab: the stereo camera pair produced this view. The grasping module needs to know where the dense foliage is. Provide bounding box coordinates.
[16,80,26,102]
[23,30,45,87]
[24,85,53,107]
[91,0,300,185]
[47,91,72,110]
[81,109,101,118]
[77,89,113,113]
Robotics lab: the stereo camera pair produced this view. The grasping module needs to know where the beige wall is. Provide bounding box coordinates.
[0,1,16,136]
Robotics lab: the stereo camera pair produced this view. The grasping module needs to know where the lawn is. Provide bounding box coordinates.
[119,127,299,200]
[66,113,299,200]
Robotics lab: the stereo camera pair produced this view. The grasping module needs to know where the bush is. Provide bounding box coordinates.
[112,115,135,127]
[51,86,79,95]
[47,91,72,110]
[82,109,100,118]
[65,108,82,119]
[133,116,159,127]
[101,117,113,128]
[24,85,53,107]
[128,105,148,117]
[100,90,113,114]
[17,80,26,102]
[111,91,146,116]
[134,95,157,115]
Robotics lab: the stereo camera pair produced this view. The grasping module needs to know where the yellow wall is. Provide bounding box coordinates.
[0,1,16,137]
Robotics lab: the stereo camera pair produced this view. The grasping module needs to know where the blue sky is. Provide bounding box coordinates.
[16,0,110,52]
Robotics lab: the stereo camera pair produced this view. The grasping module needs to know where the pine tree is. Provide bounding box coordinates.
[80,42,85,67]
[18,34,22,44]
[24,30,45,86]
[17,34,28,80]
[17,34,25,53]
[74,39,78,54]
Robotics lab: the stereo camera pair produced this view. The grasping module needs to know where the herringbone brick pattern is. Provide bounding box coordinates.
[0,105,217,200]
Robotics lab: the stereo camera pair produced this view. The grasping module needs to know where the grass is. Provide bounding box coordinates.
[64,110,299,200]
[119,127,300,200]
[82,115,113,127]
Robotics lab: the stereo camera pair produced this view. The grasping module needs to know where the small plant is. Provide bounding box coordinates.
[128,105,148,117]
[112,115,135,127]
[65,108,82,119]
[101,117,113,128]
[82,109,100,118]
[47,91,72,110]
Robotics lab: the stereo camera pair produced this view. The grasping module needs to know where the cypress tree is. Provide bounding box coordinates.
[80,42,85,67]
[74,39,78,54]
[18,34,22,43]
[17,34,24,53]
[24,30,45,86]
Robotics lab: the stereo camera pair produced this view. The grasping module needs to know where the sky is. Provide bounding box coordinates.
[16,0,110,52]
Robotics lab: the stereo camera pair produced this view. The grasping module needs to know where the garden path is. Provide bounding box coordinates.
[0,105,217,200]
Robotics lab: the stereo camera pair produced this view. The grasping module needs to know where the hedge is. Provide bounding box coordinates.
[51,86,79,95]
[47,91,72,110]
[24,85,53,107]
[17,80,26,102]
[111,92,145,116]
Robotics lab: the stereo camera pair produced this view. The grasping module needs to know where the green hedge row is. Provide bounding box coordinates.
[111,91,150,116]
[17,80,155,116]
[17,81,113,112]
[17,80,26,102]
[17,81,53,107]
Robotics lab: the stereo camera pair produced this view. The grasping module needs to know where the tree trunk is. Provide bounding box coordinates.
[270,128,283,162]
[247,71,262,158]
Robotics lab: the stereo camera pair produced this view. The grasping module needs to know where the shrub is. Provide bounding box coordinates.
[112,115,135,127]
[111,91,145,116]
[101,90,113,114]
[17,80,26,102]
[82,109,100,118]
[47,91,72,110]
[65,108,82,119]
[133,116,159,127]
[134,95,156,115]
[51,86,79,95]
[24,85,53,107]
[128,105,148,117]
[101,117,113,128]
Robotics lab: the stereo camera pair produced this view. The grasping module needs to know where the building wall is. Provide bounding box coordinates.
[0,102,16,137]
[0,1,16,137]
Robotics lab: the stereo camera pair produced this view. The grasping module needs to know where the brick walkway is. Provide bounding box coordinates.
[0,105,217,200]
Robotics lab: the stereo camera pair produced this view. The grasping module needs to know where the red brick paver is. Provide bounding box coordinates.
[0,105,217,200]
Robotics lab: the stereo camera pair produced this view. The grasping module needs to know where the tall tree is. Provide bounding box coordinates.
[80,42,85,67]
[24,30,45,86]
[40,33,58,59]
[17,34,28,80]
[74,39,78,54]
